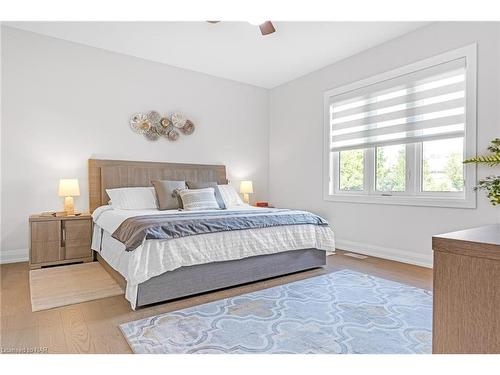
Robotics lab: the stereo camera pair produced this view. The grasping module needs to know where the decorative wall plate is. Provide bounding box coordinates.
[147,111,162,126]
[160,117,171,128]
[167,129,180,141]
[181,120,195,135]
[171,112,187,128]
[130,113,152,134]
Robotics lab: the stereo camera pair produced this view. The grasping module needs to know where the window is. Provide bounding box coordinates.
[339,149,364,191]
[324,44,477,208]
[376,144,406,192]
[422,137,464,192]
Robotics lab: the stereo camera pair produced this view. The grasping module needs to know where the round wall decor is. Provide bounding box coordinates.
[147,111,162,126]
[171,112,187,128]
[130,113,152,134]
[130,111,195,142]
[181,120,195,135]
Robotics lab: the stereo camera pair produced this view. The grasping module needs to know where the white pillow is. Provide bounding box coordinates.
[218,184,246,207]
[106,187,158,210]
[178,188,220,211]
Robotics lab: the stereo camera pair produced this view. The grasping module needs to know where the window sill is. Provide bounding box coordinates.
[323,193,476,209]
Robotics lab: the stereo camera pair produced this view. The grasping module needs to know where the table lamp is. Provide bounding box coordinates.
[58,179,80,216]
[240,180,254,204]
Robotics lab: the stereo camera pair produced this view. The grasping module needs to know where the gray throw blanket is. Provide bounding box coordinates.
[112,208,329,251]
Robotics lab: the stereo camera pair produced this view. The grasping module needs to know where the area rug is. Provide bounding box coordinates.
[120,270,432,354]
[30,262,124,311]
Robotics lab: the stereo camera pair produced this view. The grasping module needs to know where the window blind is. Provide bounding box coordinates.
[329,58,466,152]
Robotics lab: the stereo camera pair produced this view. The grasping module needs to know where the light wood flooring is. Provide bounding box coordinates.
[0,250,432,354]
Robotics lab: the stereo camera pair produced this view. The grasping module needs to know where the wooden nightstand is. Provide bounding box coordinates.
[29,214,93,269]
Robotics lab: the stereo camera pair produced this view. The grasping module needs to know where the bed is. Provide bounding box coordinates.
[89,159,335,309]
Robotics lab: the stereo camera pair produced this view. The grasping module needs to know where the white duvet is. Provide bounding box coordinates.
[91,205,335,309]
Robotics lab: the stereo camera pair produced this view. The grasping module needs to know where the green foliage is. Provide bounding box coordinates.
[463,154,500,166]
[423,151,464,192]
[463,138,500,166]
[463,138,500,206]
[422,152,464,191]
[422,158,434,190]
[339,149,363,191]
[376,146,405,191]
[475,176,500,206]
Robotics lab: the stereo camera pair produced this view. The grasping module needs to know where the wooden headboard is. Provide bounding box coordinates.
[88,159,228,212]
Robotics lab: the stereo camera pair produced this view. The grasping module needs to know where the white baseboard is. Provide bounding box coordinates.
[335,238,433,268]
[0,248,29,264]
[1,242,432,268]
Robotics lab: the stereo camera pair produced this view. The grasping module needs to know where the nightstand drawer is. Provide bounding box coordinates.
[65,239,92,259]
[32,221,61,242]
[31,240,61,264]
[64,220,91,240]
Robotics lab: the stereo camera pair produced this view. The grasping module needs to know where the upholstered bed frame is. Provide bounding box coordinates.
[88,159,326,308]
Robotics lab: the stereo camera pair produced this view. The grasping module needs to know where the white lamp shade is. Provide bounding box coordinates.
[58,179,80,197]
[240,180,254,194]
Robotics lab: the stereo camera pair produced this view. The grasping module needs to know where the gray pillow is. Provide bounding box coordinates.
[186,181,226,209]
[152,180,186,210]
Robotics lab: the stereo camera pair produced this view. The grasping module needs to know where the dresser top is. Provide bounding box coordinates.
[433,224,500,260]
[434,224,500,246]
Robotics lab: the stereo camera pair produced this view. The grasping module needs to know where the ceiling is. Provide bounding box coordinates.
[5,21,429,89]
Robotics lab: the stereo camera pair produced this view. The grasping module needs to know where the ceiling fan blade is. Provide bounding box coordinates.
[207,21,220,24]
[259,21,276,36]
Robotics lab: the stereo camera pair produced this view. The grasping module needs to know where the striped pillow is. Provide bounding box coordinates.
[178,188,220,211]
[218,184,246,207]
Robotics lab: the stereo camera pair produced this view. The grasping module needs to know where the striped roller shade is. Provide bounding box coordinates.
[329,58,466,152]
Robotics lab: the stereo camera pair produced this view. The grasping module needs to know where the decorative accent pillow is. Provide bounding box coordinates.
[186,181,226,209]
[151,180,186,210]
[106,187,158,210]
[178,188,220,211]
[218,184,246,207]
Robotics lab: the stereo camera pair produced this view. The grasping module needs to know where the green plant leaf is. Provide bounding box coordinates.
[463,154,500,166]
[463,138,500,166]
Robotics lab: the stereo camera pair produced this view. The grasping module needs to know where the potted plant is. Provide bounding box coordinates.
[463,138,500,205]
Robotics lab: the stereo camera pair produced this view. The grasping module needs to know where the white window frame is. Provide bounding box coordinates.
[323,44,477,208]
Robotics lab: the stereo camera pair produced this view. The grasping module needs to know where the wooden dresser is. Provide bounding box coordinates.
[29,214,93,269]
[432,224,500,354]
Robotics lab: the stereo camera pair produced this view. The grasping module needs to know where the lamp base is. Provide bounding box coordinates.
[243,193,250,204]
[64,196,75,216]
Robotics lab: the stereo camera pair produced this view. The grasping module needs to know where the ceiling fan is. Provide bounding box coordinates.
[207,21,276,36]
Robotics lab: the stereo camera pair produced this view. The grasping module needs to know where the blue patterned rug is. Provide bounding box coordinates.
[120,270,432,354]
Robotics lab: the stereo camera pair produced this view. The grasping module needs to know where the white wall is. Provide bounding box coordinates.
[269,22,500,267]
[0,26,269,262]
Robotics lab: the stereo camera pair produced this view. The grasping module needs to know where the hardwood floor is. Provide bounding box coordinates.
[0,250,432,354]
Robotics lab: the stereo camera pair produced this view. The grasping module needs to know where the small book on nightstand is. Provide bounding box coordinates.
[254,201,274,208]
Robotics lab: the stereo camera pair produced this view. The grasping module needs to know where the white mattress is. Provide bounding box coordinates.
[91,206,336,309]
